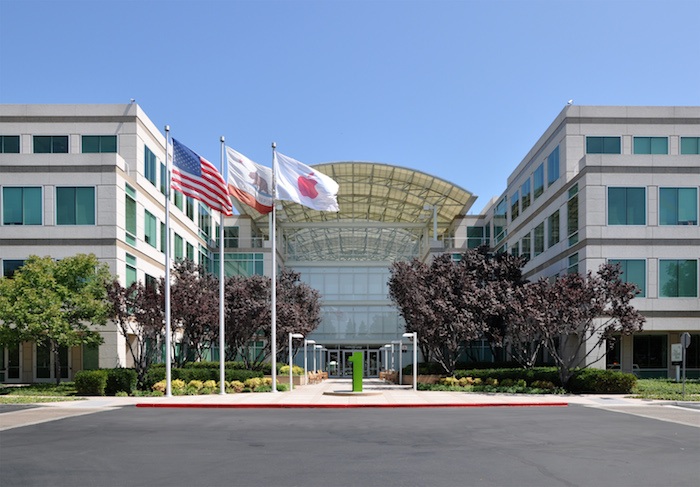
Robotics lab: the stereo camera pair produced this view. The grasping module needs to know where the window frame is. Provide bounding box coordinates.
[633,136,668,155]
[81,135,117,153]
[0,135,20,153]
[608,259,646,298]
[55,186,96,225]
[33,135,69,154]
[586,136,621,154]
[2,186,43,225]
[658,259,698,298]
[658,187,697,226]
[607,187,646,226]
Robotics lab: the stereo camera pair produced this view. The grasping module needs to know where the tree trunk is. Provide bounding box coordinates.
[52,341,62,385]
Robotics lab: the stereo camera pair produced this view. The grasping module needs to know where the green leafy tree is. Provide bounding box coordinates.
[0,254,111,384]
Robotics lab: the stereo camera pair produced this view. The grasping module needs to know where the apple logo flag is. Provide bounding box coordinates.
[274,152,340,212]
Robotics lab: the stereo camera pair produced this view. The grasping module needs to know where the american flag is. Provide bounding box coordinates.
[171,138,233,216]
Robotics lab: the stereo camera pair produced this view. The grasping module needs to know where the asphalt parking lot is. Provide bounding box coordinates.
[1,405,698,487]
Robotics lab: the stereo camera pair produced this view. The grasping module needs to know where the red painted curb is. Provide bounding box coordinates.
[135,402,568,409]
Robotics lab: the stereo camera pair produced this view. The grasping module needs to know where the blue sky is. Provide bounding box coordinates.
[1,0,698,213]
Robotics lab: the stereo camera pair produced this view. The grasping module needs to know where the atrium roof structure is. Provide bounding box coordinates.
[232,162,477,261]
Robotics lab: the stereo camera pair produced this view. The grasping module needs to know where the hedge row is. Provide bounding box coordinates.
[150,361,278,374]
[451,367,636,393]
[74,368,138,396]
[143,367,263,389]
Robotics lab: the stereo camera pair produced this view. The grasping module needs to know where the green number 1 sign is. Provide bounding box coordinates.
[347,352,363,392]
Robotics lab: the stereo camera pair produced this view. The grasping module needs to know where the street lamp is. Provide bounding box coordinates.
[304,339,316,384]
[403,332,418,391]
[392,339,402,384]
[288,333,303,391]
[314,344,323,372]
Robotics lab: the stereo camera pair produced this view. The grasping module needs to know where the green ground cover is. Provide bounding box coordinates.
[631,378,700,401]
[0,383,84,404]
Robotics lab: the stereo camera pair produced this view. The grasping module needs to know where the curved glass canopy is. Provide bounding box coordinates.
[232,162,477,261]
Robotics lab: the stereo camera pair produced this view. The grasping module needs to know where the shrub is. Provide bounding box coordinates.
[106,368,137,396]
[187,380,204,390]
[279,365,305,376]
[531,380,556,390]
[567,369,636,394]
[74,370,108,396]
[152,380,167,393]
[501,379,527,388]
[454,367,561,385]
[171,379,186,395]
[203,380,217,390]
[484,378,498,386]
[439,377,460,386]
[458,377,474,387]
[276,383,289,392]
[227,380,245,393]
[244,377,263,390]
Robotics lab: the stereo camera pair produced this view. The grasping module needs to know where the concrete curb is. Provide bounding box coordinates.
[135,402,570,409]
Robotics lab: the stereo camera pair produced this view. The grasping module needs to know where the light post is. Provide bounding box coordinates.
[304,339,315,384]
[314,344,322,372]
[392,339,402,384]
[403,332,418,391]
[288,332,303,391]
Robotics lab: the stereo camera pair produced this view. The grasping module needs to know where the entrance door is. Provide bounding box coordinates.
[325,350,382,378]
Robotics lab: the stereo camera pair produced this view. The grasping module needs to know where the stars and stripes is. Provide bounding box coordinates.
[171,138,233,216]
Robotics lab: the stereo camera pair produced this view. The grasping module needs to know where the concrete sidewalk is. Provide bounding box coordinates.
[2,378,699,431]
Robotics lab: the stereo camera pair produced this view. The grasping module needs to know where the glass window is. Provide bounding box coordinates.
[125,184,137,246]
[0,135,20,153]
[494,198,507,244]
[547,210,560,248]
[633,137,668,155]
[567,253,579,274]
[609,259,646,297]
[144,146,157,185]
[2,187,42,225]
[633,335,667,369]
[547,146,560,186]
[82,135,117,153]
[520,234,531,262]
[198,205,211,241]
[174,190,183,210]
[125,253,137,287]
[144,210,157,248]
[160,222,166,254]
[520,179,531,212]
[567,184,579,246]
[467,226,485,249]
[533,164,544,199]
[2,260,25,278]
[659,188,697,225]
[680,137,700,155]
[33,135,68,153]
[186,242,195,261]
[608,187,646,225]
[659,260,697,298]
[82,344,99,370]
[56,187,95,225]
[586,136,621,154]
[214,252,265,277]
[534,222,544,256]
[160,162,167,195]
[224,226,239,248]
[174,233,184,260]
[510,191,519,220]
[186,197,194,220]
[510,241,519,257]
[145,274,157,290]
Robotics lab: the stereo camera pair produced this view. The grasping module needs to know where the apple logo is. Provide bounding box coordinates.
[297,173,319,199]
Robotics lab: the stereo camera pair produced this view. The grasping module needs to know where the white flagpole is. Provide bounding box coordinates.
[270,142,278,393]
[219,136,226,395]
[164,126,172,397]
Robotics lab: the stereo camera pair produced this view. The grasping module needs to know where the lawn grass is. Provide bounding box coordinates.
[631,378,700,401]
[0,383,84,404]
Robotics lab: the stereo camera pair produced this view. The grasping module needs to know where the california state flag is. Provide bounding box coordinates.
[226,146,273,214]
[274,152,340,212]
